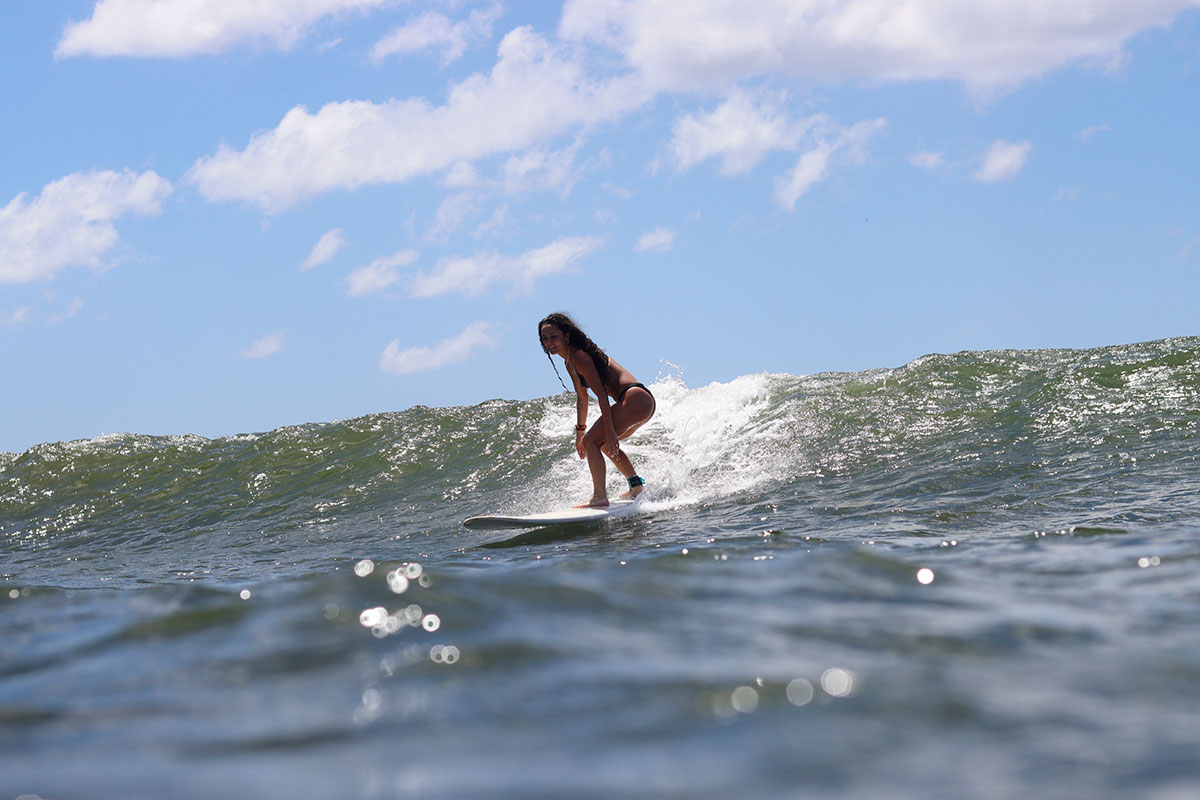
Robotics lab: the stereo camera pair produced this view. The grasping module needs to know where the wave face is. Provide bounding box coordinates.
[3,337,1200,799]
[5,337,1198,568]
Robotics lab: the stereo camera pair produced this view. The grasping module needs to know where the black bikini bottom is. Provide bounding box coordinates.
[615,382,652,404]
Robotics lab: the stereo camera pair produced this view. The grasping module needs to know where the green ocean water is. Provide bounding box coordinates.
[3,337,1199,799]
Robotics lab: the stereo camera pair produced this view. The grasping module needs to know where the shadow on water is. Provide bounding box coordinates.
[476,520,610,549]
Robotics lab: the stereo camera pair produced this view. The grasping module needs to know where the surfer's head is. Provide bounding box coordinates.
[539,314,570,356]
[538,312,612,390]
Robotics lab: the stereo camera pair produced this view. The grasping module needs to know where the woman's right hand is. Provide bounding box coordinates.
[575,429,586,459]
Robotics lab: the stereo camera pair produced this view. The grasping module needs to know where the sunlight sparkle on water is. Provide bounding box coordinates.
[730,686,759,713]
[387,570,410,594]
[786,679,814,706]
[430,645,460,664]
[917,568,935,585]
[821,668,857,698]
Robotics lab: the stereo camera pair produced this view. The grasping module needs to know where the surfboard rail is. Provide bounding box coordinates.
[463,497,643,530]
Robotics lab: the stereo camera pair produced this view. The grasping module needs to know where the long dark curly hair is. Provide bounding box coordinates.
[538,312,613,392]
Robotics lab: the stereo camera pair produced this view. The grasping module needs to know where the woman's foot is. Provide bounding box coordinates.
[618,475,645,500]
[574,497,610,508]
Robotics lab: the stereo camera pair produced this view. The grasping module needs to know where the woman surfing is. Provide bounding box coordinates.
[538,313,656,508]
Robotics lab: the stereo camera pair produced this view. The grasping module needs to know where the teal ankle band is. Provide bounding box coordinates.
[627,476,645,488]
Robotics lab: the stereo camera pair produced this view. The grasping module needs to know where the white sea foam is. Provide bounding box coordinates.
[532,371,800,512]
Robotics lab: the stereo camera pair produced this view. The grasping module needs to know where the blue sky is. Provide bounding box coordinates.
[2,1,1198,453]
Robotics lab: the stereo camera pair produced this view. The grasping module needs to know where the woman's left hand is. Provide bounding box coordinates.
[603,427,620,458]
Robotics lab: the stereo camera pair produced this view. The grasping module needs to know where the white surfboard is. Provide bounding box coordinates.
[463,497,644,530]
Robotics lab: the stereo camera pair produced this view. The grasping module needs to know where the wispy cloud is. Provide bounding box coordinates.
[380,320,498,375]
[346,249,420,297]
[371,4,502,66]
[409,235,603,298]
[1182,237,1199,261]
[57,0,390,58]
[1078,123,1111,141]
[188,28,649,212]
[561,0,1199,94]
[908,151,945,169]
[302,228,345,270]
[973,140,1032,182]
[671,89,813,175]
[4,306,30,326]
[242,332,284,359]
[49,299,85,324]
[669,89,885,211]
[634,227,676,253]
[0,169,172,284]
[774,118,885,210]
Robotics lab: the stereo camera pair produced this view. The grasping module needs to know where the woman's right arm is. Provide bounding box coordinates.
[568,364,589,459]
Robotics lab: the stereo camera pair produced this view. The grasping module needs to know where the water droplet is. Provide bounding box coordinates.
[821,668,856,698]
[354,559,375,577]
[730,686,759,713]
[429,644,458,664]
[387,570,409,594]
[786,679,814,707]
[359,607,388,628]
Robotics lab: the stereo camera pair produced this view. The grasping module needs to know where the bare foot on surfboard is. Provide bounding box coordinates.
[574,497,610,508]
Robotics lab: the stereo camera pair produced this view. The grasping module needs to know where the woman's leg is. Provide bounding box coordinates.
[604,388,656,499]
[577,388,655,507]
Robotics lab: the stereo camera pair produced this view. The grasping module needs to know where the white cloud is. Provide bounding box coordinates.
[775,142,837,211]
[426,192,479,243]
[188,27,650,211]
[409,235,603,298]
[634,227,676,253]
[1181,236,1198,261]
[1078,123,1112,141]
[560,0,1200,93]
[774,117,886,210]
[57,0,389,59]
[380,320,498,375]
[346,249,420,297]
[302,228,345,270]
[974,140,1032,182]
[49,299,85,324]
[668,89,884,209]
[437,142,584,220]
[500,142,583,195]
[242,332,284,359]
[908,150,944,169]
[473,204,512,238]
[4,306,30,326]
[371,4,503,66]
[0,169,172,285]
[670,90,815,175]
